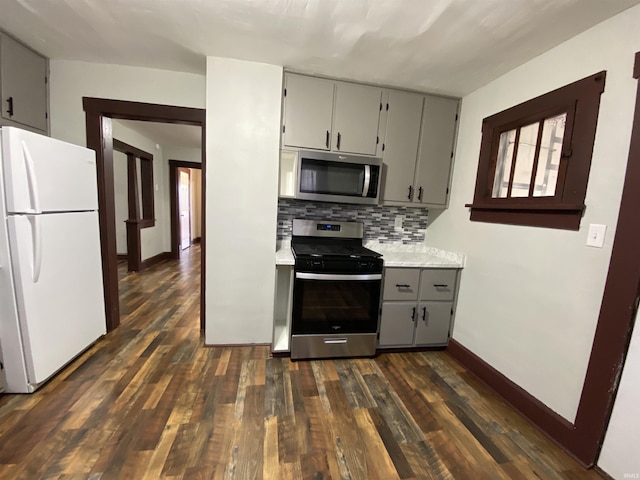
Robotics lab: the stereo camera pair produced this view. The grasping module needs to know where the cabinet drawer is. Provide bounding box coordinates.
[419,269,457,301]
[383,268,420,301]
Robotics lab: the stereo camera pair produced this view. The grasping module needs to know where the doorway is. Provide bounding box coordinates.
[179,168,191,252]
[169,160,202,258]
[83,98,206,332]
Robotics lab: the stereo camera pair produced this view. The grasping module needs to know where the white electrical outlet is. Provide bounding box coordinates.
[586,224,606,248]
[394,215,404,231]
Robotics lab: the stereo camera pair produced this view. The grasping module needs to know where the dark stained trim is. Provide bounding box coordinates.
[113,138,152,159]
[125,152,142,272]
[85,112,119,331]
[140,251,173,270]
[449,52,640,467]
[446,340,582,464]
[83,97,206,332]
[192,237,201,245]
[594,466,615,480]
[169,160,202,259]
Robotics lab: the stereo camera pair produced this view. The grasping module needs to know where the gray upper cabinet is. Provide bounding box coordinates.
[332,82,382,155]
[282,74,334,150]
[381,90,424,202]
[381,93,458,208]
[281,73,382,156]
[414,96,459,207]
[0,33,48,133]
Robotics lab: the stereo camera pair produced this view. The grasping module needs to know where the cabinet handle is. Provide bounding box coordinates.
[407,185,413,200]
[336,132,342,150]
[422,307,428,325]
[395,284,411,288]
[433,284,449,288]
[411,306,416,322]
[325,130,330,148]
[418,186,423,201]
[6,97,14,117]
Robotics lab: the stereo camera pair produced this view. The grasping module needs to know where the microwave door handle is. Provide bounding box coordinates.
[362,165,371,197]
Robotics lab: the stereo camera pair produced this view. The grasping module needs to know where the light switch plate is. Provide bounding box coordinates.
[586,224,606,248]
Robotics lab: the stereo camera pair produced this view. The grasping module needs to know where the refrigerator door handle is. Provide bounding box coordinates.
[21,141,42,214]
[27,215,42,283]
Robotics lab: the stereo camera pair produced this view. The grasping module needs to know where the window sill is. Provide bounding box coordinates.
[465,203,585,230]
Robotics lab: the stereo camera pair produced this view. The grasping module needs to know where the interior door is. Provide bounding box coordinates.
[7,211,106,386]
[178,168,191,251]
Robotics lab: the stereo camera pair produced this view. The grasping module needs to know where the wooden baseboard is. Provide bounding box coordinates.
[192,237,201,244]
[593,466,614,480]
[140,252,172,270]
[117,254,128,261]
[446,339,591,468]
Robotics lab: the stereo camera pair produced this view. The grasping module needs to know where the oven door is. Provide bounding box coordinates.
[292,272,382,335]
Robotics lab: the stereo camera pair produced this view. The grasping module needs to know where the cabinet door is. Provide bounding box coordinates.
[282,74,334,150]
[419,269,457,301]
[333,82,382,155]
[0,34,48,132]
[379,302,416,346]
[383,268,420,301]
[381,91,424,203]
[414,96,459,206]
[414,302,452,346]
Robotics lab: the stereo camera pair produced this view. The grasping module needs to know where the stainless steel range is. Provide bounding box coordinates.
[290,219,383,360]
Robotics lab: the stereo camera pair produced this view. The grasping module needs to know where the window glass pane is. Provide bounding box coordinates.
[492,130,516,198]
[533,113,566,197]
[511,122,540,198]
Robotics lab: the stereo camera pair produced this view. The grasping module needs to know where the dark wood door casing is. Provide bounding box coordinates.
[83,98,206,332]
[169,160,202,258]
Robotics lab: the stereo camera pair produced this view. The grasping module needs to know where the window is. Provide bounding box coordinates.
[467,71,606,230]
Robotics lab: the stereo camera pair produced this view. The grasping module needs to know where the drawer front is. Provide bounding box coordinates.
[419,269,457,301]
[383,268,420,301]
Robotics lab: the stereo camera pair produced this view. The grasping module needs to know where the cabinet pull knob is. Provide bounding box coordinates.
[325,130,330,148]
[433,284,449,288]
[422,307,428,325]
[411,306,416,322]
[395,284,411,288]
[408,185,413,200]
[418,186,423,201]
[6,97,14,117]
[337,132,342,150]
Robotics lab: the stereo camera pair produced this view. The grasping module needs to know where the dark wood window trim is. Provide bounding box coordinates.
[467,71,606,230]
[450,52,640,467]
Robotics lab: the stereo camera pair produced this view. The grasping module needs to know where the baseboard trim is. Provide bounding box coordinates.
[140,252,172,270]
[192,237,201,244]
[117,254,128,261]
[593,466,614,480]
[446,339,591,468]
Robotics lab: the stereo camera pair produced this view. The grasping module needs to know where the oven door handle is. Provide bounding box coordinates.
[295,272,382,281]
[362,164,371,197]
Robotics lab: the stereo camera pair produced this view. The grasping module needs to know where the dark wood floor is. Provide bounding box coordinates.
[0,245,602,479]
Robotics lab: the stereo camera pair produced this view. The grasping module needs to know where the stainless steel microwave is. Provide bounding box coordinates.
[296,150,382,205]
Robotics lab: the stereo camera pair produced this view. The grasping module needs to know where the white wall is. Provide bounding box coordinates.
[163,145,201,164]
[205,57,282,345]
[426,5,640,423]
[113,150,128,254]
[48,60,205,147]
[599,316,640,478]
[112,121,167,260]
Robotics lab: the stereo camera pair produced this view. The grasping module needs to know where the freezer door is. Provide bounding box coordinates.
[7,211,106,386]
[1,127,98,214]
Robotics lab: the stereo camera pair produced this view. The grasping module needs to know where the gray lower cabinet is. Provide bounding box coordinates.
[378,267,459,348]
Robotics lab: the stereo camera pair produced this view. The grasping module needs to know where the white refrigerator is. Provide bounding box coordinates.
[0,126,106,393]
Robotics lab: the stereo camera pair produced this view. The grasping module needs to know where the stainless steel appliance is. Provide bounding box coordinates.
[296,149,382,205]
[290,219,383,360]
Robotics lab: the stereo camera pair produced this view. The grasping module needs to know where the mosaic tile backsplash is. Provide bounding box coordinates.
[277,199,428,243]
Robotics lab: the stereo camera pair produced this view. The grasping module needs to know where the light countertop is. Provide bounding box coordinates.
[275,240,464,268]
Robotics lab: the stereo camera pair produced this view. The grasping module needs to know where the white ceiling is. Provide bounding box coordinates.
[115,120,202,150]
[1,0,638,96]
